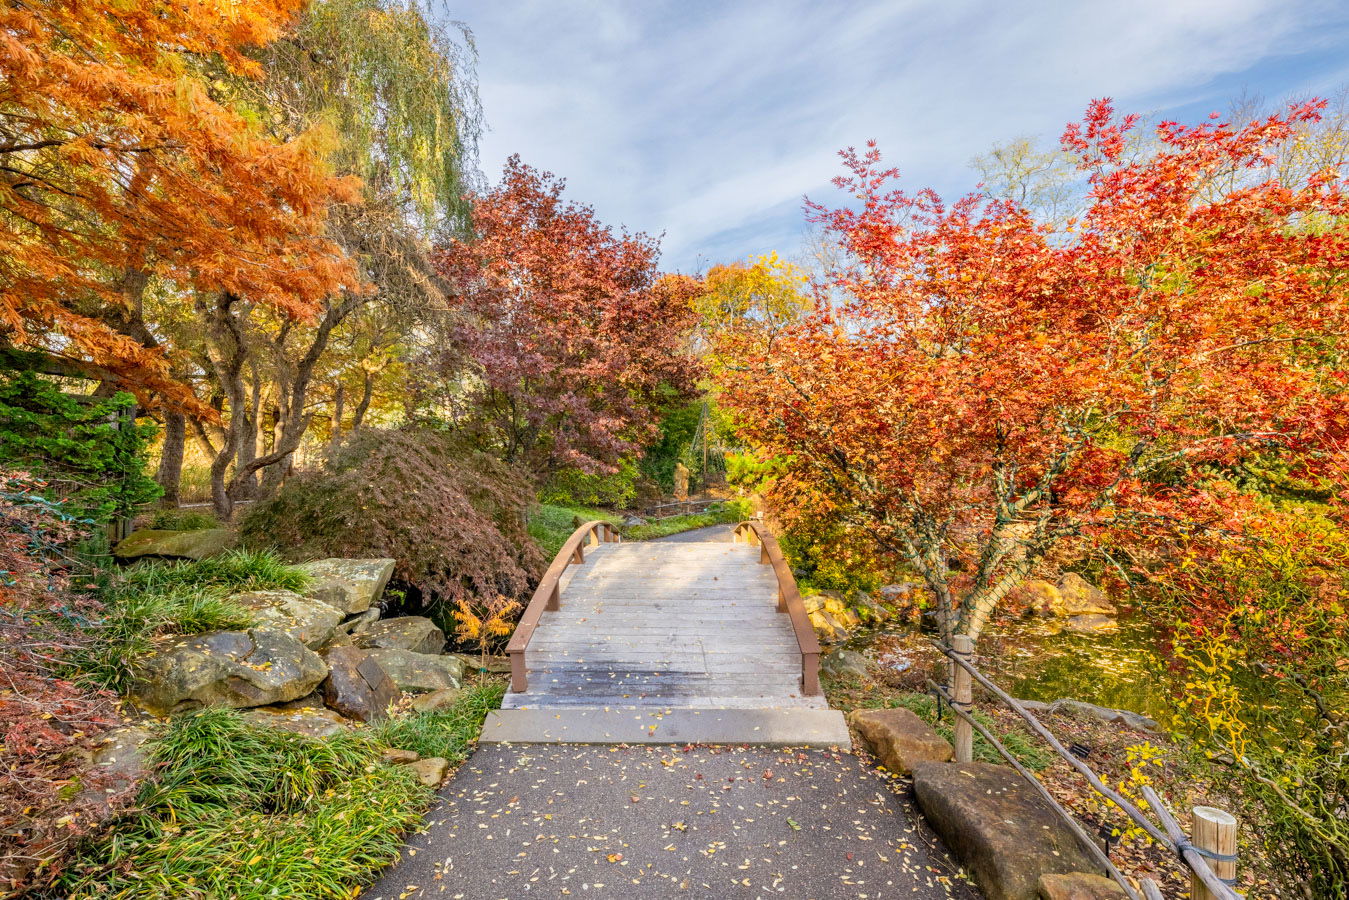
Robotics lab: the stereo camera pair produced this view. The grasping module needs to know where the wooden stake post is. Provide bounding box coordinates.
[1191,806,1238,900]
[951,634,974,763]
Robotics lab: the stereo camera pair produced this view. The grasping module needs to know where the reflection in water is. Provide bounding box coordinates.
[979,617,1171,720]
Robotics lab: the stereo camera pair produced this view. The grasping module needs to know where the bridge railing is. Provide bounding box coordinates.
[506,520,621,693]
[934,637,1241,900]
[732,521,822,696]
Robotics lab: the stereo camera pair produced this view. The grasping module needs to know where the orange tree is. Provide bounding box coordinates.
[716,100,1349,640]
[0,0,358,412]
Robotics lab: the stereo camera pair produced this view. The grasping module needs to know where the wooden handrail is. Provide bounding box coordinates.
[732,521,822,696]
[506,520,620,692]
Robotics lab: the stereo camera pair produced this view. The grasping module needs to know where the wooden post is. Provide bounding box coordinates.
[1191,806,1238,900]
[952,634,974,763]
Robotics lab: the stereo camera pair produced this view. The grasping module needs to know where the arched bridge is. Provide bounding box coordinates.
[481,521,850,746]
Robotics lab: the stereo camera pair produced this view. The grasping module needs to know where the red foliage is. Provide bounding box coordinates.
[434,156,699,476]
[0,476,120,891]
[717,100,1349,637]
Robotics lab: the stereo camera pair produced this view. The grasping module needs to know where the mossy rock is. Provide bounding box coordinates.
[114,528,237,561]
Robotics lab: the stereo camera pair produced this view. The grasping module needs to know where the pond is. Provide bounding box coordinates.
[976,616,1173,721]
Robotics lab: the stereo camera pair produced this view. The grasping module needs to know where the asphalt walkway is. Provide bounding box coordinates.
[361,744,976,900]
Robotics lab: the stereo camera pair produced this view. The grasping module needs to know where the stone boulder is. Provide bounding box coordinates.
[1064,614,1119,634]
[301,558,395,614]
[130,628,328,715]
[408,756,449,787]
[1056,574,1116,616]
[231,590,342,649]
[411,687,463,713]
[74,725,156,818]
[912,761,1105,900]
[849,707,952,774]
[367,648,463,692]
[820,648,870,680]
[241,705,351,739]
[114,528,237,561]
[354,616,445,654]
[1012,579,1063,617]
[1038,873,1129,899]
[321,645,400,722]
[451,653,511,674]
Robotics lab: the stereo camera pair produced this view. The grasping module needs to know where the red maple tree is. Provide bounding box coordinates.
[717,100,1349,638]
[434,156,699,476]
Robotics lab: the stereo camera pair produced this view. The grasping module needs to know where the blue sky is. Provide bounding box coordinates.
[453,0,1349,273]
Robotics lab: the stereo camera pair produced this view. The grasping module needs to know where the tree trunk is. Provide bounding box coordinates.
[327,381,345,454]
[156,410,186,507]
[350,372,374,432]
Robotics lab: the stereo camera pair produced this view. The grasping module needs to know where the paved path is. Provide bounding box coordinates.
[361,744,977,900]
[652,524,736,542]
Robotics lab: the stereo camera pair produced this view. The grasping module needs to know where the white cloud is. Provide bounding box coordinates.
[453,0,1349,270]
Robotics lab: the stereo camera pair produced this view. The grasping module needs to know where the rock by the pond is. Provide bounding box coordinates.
[408,756,449,787]
[820,648,870,680]
[621,514,648,527]
[912,761,1105,900]
[301,558,395,615]
[367,648,463,692]
[130,628,328,715]
[1064,614,1119,634]
[231,589,343,649]
[1038,873,1129,899]
[114,528,237,561]
[849,707,952,774]
[1048,699,1160,733]
[1014,579,1063,616]
[1056,573,1116,616]
[411,687,463,713]
[354,616,446,654]
[321,645,400,722]
[241,705,351,738]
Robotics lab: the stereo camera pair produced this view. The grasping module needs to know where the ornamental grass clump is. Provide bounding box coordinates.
[60,689,503,900]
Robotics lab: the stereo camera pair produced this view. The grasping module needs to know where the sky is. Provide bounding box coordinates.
[451,0,1349,273]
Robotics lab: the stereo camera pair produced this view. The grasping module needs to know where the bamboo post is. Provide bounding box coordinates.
[1191,806,1238,900]
[951,634,974,763]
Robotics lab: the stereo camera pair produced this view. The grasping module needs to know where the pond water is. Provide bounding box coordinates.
[975,617,1173,721]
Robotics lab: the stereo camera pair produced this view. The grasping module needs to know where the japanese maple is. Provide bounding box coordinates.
[434,156,699,476]
[717,100,1349,639]
[0,0,359,412]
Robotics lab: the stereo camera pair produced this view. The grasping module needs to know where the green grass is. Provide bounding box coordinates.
[73,550,310,692]
[527,503,621,558]
[623,499,751,541]
[61,685,504,900]
[147,508,219,531]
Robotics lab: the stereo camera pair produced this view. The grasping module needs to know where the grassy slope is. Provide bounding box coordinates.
[61,682,506,900]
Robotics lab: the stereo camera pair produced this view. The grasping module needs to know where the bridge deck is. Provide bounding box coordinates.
[501,541,827,710]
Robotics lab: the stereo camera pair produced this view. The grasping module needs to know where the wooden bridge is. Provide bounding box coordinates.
[481,521,850,746]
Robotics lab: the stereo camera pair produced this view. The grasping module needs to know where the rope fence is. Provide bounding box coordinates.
[935,638,1242,900]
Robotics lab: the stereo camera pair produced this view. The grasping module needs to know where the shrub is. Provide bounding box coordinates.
[147,508,218,531]
[0,372,160,523]
[540,458,639,508]
[241,427,543,624]
[0,474,120,893]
